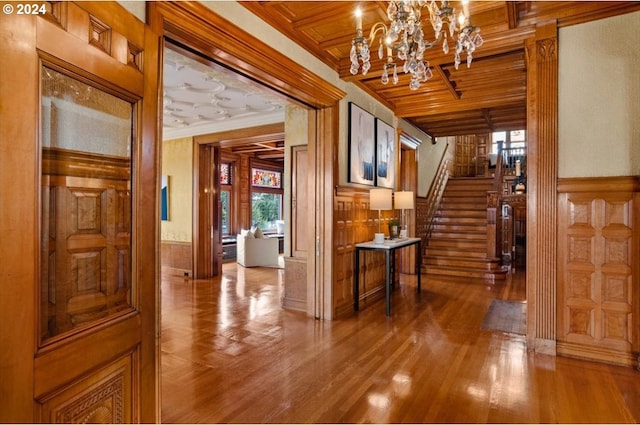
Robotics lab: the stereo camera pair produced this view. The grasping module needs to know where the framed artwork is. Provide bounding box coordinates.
[348,102,375,186]
[161,175,169,221]
[375,118,396,188]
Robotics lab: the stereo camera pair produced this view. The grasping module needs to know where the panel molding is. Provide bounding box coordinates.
[37,350,136,423]
[557,176,639,368]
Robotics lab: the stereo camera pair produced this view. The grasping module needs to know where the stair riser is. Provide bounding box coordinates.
[436,210,486,218]
[428,240,486,249]
[425,248,487,258]
[439,203,487,210]
[429,232,486,240]
[422,267,507,281]
[430,227,487,235]
[424,258,502,271]
[445,185,494,191]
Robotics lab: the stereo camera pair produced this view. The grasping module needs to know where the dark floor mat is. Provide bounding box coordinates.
[481,300,526,335]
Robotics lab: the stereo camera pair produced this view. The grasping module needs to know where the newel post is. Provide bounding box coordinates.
[486,191,499,261]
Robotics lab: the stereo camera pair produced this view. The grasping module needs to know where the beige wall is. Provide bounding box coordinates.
[558,11,640,178]
[161,137,193,242]
[417,136,448,197]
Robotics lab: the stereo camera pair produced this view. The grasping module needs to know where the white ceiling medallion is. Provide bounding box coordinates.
[163,49,286,140]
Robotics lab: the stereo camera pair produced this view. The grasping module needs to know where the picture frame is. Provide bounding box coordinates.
[161,175,169,221]
[348,102,375,186]
[375,118,396,189]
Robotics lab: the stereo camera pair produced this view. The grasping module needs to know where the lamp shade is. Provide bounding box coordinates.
[394,191,414,210]
[369,188,392,210]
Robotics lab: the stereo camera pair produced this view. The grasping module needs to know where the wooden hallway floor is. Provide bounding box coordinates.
[160,264,640,423]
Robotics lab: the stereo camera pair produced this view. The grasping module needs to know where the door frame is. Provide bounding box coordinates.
[148,2,345,319]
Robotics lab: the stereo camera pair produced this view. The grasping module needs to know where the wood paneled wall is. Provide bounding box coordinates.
[334,188,400,318]
[557,176,640,368]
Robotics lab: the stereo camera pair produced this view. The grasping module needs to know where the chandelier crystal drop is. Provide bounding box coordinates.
[350,0,483,90]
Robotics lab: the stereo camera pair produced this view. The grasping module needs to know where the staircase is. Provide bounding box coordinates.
[423,177,506,281]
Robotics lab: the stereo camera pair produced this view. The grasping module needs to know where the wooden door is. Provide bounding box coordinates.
[454,135,476,177]
[0,2,160,422]
[475,134,490,176]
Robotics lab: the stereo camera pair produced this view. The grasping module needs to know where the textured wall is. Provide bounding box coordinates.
[558,11,640,178]
[161,137,193,242]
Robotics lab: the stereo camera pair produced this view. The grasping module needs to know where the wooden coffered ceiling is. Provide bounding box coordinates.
[241,1,640,137]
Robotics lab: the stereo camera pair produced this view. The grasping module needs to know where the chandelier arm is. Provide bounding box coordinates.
[422,32,445,50]
[367,22,390,46]
[386,31,445,53]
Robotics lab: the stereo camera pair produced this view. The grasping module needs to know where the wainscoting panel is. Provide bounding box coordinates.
[161,241,192,277]
[334,188,397,318]
[557,176,639,367]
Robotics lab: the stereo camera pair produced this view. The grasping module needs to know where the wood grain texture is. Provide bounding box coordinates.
[161,265,640,423]
[526,22,559,355]
[557,176,639,367]
[1,2,159,421]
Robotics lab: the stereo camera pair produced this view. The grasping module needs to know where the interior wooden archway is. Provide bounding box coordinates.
[148,2,345,320]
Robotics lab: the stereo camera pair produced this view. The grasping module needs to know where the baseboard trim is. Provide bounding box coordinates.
[557,341,637,368]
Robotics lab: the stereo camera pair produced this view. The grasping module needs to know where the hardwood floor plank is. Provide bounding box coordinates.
[161,264,640,423]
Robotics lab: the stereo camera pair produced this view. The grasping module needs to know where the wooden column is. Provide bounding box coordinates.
[526,21,558,355]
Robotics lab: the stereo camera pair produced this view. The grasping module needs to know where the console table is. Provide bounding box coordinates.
[353,237,422,316]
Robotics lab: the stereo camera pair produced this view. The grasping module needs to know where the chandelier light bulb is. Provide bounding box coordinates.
[355,7,363,30]
[458,11,466,27]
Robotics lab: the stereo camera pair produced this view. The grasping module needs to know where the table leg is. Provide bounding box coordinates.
[354,247,360,311]
[385,249,391,316]
[417,240,422,293]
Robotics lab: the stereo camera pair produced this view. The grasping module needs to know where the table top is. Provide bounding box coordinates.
[355,237,421,250]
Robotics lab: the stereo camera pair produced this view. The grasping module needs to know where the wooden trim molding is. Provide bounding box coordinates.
[557,176,640,193]
[148,2,345,109]
[526,21,559,355]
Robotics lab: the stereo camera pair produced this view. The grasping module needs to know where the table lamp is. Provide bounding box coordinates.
[394,191,414,238]
[370,188,392,244]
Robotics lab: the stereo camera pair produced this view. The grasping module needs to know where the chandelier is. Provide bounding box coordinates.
[350,0,483,90]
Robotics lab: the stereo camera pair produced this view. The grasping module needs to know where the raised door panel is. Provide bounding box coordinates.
[292,146,308,257]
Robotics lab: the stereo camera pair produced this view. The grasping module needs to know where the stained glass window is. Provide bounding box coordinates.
[220,163,231,185]
[251,167,281,188]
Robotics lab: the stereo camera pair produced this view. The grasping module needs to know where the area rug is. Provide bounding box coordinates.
[481,300,526,335]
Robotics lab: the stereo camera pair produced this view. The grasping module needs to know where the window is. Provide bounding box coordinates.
[220,162,232,236]
[251,166,283,231]
[509,130,525,150]
[491,131,506,154]
[220,189,230,235]
[252,167,281,188]
[491,129,526,153]
[251,192,282,231]
[220,163,231,185]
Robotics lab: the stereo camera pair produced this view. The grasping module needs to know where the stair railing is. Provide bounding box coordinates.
[422,157,450,247]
